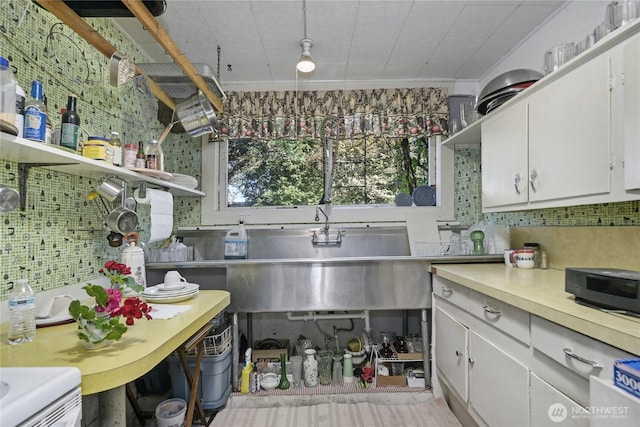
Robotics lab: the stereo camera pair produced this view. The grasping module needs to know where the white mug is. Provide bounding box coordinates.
[164,270,187,286]
[510,249,535,269]
[504,249,516,267]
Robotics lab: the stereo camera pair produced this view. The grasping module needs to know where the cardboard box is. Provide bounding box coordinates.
[252,339,289,363]
[376,375,406,387]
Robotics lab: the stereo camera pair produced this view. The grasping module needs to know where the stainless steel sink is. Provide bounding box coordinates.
[150,226,500,312]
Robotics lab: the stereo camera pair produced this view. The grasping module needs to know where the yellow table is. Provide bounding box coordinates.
[1,290,230,424]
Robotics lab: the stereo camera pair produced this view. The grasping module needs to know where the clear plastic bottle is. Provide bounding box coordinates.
[15,80,25,138]
[8,278,36,345]
[0,56,16,127]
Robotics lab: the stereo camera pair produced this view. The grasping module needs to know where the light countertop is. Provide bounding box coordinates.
[0,290,230,395]
[430,264,639,356]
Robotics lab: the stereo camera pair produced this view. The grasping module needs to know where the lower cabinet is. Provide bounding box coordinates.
[434,301,529,427]
[468,330,529,427]
[530,372,589,427]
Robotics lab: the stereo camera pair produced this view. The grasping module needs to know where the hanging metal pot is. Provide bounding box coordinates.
[105,183,138,234]
[0,185,20,213]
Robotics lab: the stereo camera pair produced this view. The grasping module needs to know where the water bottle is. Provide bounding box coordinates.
[8,279,36,345]
[0,56,17,127]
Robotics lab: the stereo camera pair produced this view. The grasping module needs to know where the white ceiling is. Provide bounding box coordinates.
[114,0,567,89]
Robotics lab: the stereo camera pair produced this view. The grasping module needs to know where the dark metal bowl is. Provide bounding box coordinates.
[478,69,543,104]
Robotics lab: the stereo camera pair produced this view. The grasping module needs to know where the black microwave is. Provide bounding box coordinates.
[565,268,640,314]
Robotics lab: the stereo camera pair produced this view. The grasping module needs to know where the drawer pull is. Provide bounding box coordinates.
[441,286,453,295]
[455,350,463,357]
[468,358,474,367]
[482,305,502,316]
[562,348,603,369]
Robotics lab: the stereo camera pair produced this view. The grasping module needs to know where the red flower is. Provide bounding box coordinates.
[112,297,152,325]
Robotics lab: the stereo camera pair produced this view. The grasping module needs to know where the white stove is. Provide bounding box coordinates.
[0,367,81,426]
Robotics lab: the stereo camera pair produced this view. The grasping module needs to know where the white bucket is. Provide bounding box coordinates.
[155,398,187,427]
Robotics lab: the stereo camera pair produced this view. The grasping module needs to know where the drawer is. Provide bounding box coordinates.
[531,315,634,382]
[432,276,468,310]
[530,373,588,427]
[468,289,530,345]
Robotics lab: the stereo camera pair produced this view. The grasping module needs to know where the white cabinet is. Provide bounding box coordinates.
[623,33,640,191]
[527,53,611,203]
[480,23,640,212]
[481,101,528,208]
[434,306,468,400]
[530,373,589,427]
[590,376,640,427]
[482,52,612,212]
[433,277,530,427]
[468,329,529,427]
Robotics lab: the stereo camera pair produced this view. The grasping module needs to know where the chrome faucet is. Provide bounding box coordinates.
[312,206,342,245]
[315,206,330,236]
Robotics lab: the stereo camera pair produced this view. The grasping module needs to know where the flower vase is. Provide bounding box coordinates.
[303,349,318,387]
[78,318,112,350]
[277,353,290,390]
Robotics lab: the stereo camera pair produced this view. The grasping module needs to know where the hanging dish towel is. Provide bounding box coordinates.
[142,188,173,243]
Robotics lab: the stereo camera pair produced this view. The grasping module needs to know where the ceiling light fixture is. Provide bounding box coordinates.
[296,0,315,73]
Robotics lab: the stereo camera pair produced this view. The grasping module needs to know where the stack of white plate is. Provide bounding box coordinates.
[172,173,198,189]
[141,282,199,303]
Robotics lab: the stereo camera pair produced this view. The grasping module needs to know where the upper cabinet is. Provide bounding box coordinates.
[476,21,640,212]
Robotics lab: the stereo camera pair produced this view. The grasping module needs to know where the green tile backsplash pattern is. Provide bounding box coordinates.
[1,1,637,300]
[0,1,201,298]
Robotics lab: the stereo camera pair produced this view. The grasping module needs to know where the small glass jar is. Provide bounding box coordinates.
[523,242,541,268]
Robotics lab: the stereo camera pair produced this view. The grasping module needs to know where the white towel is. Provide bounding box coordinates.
[149,304,191,319]
[144,189,173,243]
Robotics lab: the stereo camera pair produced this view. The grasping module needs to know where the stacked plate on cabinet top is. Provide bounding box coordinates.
[141,282,199,303]
[475,69,543,115]
[171,173,198,189]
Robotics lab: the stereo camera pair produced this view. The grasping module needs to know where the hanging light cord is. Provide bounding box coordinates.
[302,0,308,39]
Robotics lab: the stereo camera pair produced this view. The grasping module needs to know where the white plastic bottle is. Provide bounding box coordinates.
[0,56,16,127]
[224,217,248,259]
[8,278,36,345]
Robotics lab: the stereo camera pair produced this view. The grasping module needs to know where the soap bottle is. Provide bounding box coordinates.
[224,216,248,259]
[241,348,253,394]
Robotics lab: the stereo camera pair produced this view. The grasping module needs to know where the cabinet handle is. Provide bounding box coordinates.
[529,169,538,193]
[482,305,502,316]
[455,350,463,357]
[562,348,603,369]
[441,286,453,295]
[468,358,474,367]
[514,173,521,195]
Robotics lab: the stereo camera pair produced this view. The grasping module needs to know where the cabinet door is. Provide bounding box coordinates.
[469,330,529,427]
[530,373,589,427]
[435,306,468,401]
[528,53,611,203]
[481,100,529,209]
[623,34,640,190]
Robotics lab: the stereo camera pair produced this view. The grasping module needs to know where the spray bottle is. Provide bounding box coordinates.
[224,216,248,259]
[241,348,252,394]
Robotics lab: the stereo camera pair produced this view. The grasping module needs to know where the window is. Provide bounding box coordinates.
[226,135,430,207]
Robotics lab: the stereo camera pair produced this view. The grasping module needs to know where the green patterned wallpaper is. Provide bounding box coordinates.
[0,1,638,300]
[0,0,201,298]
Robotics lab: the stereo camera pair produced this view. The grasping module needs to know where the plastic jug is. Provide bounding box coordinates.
[121,232,146,288]
[224,217,248,259]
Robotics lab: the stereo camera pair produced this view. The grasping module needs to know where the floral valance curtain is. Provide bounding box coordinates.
[216,87,450,141]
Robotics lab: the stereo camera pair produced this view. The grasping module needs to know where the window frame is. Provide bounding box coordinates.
[200,135,454,227]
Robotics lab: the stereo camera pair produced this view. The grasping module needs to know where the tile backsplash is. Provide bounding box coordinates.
[0,1,638,300]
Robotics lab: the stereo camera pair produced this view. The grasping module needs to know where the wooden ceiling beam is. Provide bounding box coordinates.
[33,0,175,110]
[121,0,224,113]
